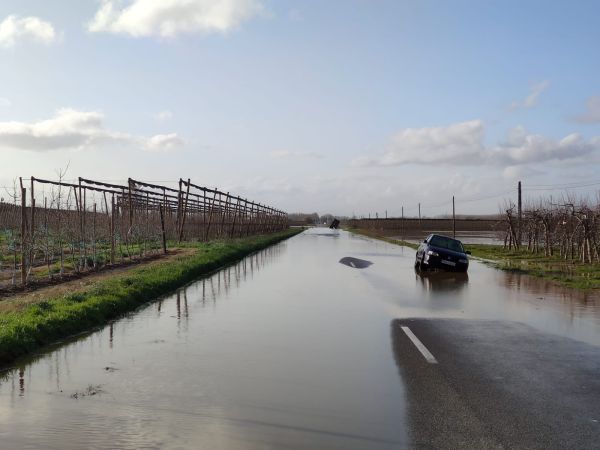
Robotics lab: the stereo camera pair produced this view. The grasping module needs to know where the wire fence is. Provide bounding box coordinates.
[0,176,287,290]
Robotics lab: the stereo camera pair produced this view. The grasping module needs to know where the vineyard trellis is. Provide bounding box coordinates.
[0,176,288,290]
[500,196,600,263]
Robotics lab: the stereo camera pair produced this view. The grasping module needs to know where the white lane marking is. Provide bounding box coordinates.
[350,261,356,268]
[401,326,438,364]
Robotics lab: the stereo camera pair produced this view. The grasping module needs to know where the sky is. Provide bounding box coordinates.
[1,0,600,218]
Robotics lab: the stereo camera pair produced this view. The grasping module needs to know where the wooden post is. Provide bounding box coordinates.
[219,192,230,237]
[176,178,183,234]
[110,194,115,265]
[517,181,522,247]
[178,179,191,243]
[452,196,456,238]
[30,177,35,255]
[103,192,109,216]
[230,197,241,237]
[256,204,264,233]
[247,201,254,236]
[83,186,87,268]
[92,203,97,268]
[77,178,83,271]
[73,185,80,213]
[401,206,404,239]
[159,205,167,254]
[21,187,27,286]
[128,178,133,229]
[201,188,207,237]
[418,203,421,227]
[204,190,218,241]
[145,192,149,255]
[44,196,49,279]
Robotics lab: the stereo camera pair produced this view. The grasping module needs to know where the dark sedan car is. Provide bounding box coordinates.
[415,234,470,272]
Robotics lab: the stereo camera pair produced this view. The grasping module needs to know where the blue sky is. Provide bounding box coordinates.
[1,0,599,217]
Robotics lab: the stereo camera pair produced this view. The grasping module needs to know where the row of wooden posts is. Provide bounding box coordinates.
[1,176,288,287]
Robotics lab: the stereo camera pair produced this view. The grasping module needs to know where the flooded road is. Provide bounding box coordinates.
[1,229,600,449]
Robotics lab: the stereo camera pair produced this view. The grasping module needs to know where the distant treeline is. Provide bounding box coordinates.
[288,212,347,226]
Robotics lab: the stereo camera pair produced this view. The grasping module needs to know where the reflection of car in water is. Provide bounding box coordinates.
[416,270,469,292]
[415,234,470,273]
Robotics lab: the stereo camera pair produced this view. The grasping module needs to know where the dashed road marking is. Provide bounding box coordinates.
[401,326,438,364]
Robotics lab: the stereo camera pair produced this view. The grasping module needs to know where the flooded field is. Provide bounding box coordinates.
[1,229,599,449]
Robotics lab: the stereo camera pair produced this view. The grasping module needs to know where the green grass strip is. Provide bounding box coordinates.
[0,229,303,367]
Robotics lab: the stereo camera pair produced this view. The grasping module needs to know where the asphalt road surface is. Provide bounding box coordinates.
[392,318,600,449]
[0,229,599,449]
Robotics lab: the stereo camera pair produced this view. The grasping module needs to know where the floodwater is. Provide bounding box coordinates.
[1,229,600,449]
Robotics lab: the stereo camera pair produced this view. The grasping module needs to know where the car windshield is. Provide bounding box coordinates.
[429,235,464,253]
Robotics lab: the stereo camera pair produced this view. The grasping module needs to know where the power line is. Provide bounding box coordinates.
[525,181,600,191]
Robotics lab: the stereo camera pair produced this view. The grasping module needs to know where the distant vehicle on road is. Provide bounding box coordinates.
[415,234,470,273]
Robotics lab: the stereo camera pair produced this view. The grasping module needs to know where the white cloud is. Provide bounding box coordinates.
[574,95,600,124]
[354,120,600,168]
[502,165,544,180]
[0,108,183,152]
[0,15,57,48]
[353,120,485,166]
[88,0,264,38]
[155,110,173,121]
[270,150,323,159]
[145,133,184,152]
[490,127,598,165]
[510,80,550,110]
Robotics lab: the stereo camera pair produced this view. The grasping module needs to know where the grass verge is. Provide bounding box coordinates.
[0,228,302,367]
[347,227,600,291]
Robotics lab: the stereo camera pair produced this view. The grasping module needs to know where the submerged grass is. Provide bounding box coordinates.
[0,229,302,366]
[348,227,600,291]
[464,244,600,290]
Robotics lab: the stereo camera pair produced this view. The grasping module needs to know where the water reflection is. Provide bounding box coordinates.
[0,233,410,449]
[19,367,24,397]
[0,242,286,399]
[500,270,600,307]
[415,271,469,293]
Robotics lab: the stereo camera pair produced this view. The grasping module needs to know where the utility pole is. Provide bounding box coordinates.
[517,181,522,247]
[452,196,456,238]
[418,203,421,227]
[401,206,404,239]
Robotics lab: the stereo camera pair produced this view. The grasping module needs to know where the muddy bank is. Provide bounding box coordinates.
[0,228,302,367]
